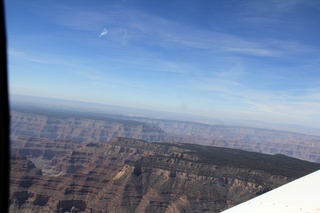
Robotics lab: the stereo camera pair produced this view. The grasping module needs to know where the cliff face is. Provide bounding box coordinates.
[10,137,320,213]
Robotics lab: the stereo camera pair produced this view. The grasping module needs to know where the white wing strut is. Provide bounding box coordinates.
[222,170,320,213]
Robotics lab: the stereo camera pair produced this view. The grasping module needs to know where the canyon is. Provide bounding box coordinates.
[11,107,320,163]
[10,137,320,212]
[9,106,320,212]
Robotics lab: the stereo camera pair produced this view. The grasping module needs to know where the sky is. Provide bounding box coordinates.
[5,0,320,128]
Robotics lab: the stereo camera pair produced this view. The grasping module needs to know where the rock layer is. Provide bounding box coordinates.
[10,137,320,212]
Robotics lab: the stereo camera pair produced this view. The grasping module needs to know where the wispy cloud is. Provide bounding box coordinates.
[121,29,127,45]
[98,28,108,38]
[28,3,314,58]
[193,72,320,121]
[8,49,76,67]
[224,47,281,57]
[78,70,145,90]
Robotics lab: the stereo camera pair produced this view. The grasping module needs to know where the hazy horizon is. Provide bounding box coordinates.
[10,94,320,136]
[6,1,320,129]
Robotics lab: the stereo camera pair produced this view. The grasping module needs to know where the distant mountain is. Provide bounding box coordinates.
[10,109,165,143]
[10,94,193,120]
[230,119,320,136]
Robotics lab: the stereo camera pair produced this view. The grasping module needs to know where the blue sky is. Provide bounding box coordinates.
[5,0,320,127]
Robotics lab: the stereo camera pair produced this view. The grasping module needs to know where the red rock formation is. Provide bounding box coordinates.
[10,137,320,212]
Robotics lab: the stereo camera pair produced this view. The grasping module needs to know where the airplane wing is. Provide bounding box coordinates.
[222,170,320,213]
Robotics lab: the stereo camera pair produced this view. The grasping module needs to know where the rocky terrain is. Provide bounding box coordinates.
[9,106,320,212]
[10,137,320,213]
[10,107,320,162]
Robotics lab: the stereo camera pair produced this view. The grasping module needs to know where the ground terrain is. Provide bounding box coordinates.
[10,137,320,212]
[11,107,320,163]
[9,106,320,212]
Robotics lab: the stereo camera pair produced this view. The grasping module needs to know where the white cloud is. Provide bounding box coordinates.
[99,28,108,38]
